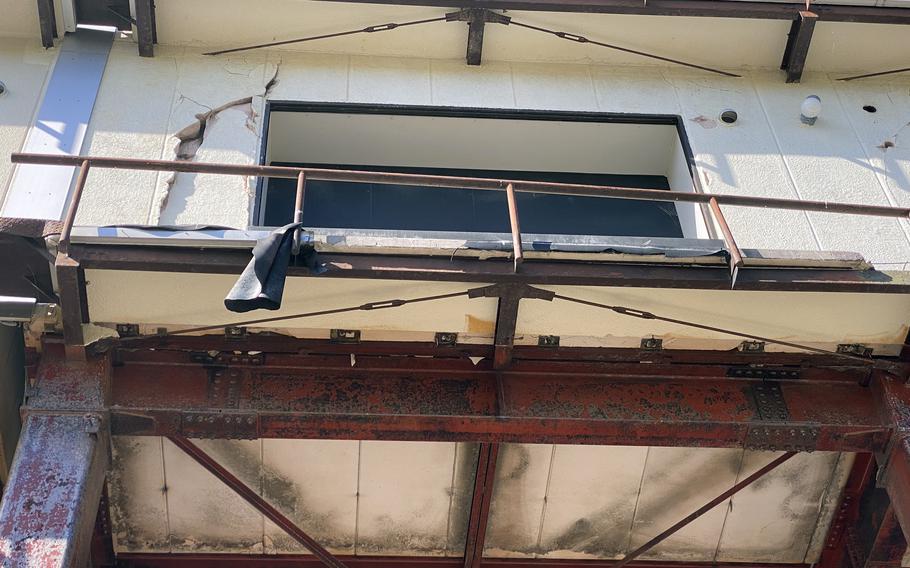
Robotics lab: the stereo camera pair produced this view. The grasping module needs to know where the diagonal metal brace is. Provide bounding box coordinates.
[468,284,554,369]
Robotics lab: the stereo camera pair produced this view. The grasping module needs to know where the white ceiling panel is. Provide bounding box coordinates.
[538,445,649,560]
[484,443,554,558]
[715,450,842,563]
[631,447,743,561]
[109,436,170,553]
[355,440,461,556]
[161,438,264,553]
[261,439,359,554]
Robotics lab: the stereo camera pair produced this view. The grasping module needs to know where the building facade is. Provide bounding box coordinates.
[2,0,910,566]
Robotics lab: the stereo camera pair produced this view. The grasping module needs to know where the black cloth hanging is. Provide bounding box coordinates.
[224,222,316,313]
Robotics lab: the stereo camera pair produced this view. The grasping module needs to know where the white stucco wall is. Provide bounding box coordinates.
[0,38,54,201]
[71,41,910,267]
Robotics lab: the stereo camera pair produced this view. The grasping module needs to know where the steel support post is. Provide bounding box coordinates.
[0,342,111,567]
[0,413,108,567]
[875,374,910,544]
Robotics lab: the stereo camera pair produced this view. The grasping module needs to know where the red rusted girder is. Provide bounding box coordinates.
[114,555,813,568]
[859,503,907,568]
[463,443,500,567]
[109,353,887,451]
[874,376,910,544]
[0,413,108,567]
[815,454,877,568]
[166,435,349,568]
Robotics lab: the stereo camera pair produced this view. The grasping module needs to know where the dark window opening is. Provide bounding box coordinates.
[257,104,702,239]
[263,163,683,238]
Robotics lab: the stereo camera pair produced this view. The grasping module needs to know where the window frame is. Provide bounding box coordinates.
[254,101,710,239]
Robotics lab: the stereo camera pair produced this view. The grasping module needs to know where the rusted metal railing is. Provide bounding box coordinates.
[14,152,910,277]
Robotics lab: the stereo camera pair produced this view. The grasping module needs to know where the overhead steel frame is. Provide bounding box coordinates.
[4,153,910,565]
[1,340,909,567]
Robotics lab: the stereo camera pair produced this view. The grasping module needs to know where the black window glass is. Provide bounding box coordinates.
[262,163,683,238]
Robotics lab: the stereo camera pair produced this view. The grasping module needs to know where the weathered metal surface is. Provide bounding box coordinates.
[134,0,155,57]
[112,555,816,567]
[468,284,555,369]
[107,354,887,451]
[68,243,910,294]
[815,454,876,568]
[28,342,110,411]
[780,11,818,83]
[463,443,499,567]
[311,0,910,24]
[873,376,910,543]
[0,413,108,567]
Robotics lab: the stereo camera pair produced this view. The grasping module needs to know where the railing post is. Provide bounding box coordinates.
[505,182,523,272]
[59,159,91,256]
[292,171,306,255]
[708,196,744,287]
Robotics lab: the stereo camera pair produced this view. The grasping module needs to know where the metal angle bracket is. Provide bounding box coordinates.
[445,8,511,66]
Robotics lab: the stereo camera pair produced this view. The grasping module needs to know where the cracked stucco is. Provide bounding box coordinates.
[152,60,280,228]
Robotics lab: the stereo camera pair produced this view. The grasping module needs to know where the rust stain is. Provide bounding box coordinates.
[466,315,496,335]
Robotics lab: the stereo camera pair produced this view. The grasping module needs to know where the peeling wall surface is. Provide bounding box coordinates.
[70,41,910,268]
[110,437,851,561]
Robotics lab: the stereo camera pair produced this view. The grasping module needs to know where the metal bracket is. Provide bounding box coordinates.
[190,351,265,366]
[538,335,560,347]
[445,8,511,66]
[745,425,820,452]
[751,381,790,421]
[739,340,765,353]
[838,343,874,357]
[435,332,458,347]
[727,367,801,380]
[115,323,139,337]
[640,337,663,351]
[330,329,361,344]
[224,326,247,339]
[181,412,258,439]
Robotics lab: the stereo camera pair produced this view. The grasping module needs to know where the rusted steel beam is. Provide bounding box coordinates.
[66,243,910,294]
[463,443,499,567]
[134,0,156,57]
[314,0,910,24]
[815,454,877,568]
[109,357,887,451]
[114,555,814,567]
[15,152,910,219]
[55,254,88,357]
[874,375,910,543]
[166,436,349,568]
[0,414,108,567]
[113,338,878,379]
[614,451,797,568]
[505,183,523,271]
[780,11,818,83]
[91,485,116,567]
[859,504,907,568]
[36,0,56,47]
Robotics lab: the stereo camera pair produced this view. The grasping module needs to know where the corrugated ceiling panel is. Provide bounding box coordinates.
[715,451,842,562]
[261,439,359,554]
[484,444,554,558]
[631,447,743,561]
[161,438,264,553]
[109,436,170,552]
[538,445,648,559]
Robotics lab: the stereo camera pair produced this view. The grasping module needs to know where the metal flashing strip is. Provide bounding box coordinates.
[67,226,871,270]
[1,28,113,220]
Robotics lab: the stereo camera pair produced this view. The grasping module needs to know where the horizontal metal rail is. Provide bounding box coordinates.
[13,153,910,218]
[13,151,910,284]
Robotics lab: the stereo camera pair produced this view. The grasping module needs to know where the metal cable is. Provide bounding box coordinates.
[508,20,741,78]
[552,293,888,367]
[119,290,469,341]
[838,67,910,81]
[204,16,449,56]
